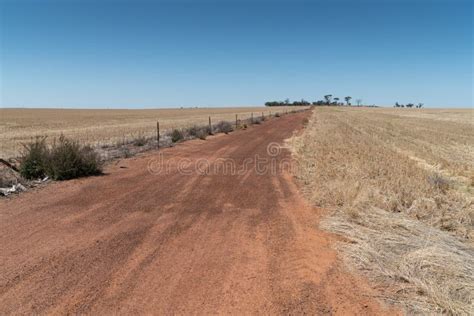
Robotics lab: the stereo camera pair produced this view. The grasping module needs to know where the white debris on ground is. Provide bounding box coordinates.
[0,159,52,197]
[0,177,50,197]
[0,183,27,196]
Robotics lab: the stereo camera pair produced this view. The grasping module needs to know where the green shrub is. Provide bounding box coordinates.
[171,129,184,143]
[20,136,48,179]
[47,136,102,180]
[19,135,102,181]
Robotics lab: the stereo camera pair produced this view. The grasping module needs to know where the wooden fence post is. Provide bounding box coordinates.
[235,114,238,129]
[208,116,212,133]
[156,121,160,148]
[251,112,253,123]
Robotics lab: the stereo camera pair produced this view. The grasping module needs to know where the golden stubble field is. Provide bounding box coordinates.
[290,107,473,314]
[0,106,307,158]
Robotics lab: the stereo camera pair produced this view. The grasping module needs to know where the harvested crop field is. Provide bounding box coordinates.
[290,107,474,314]
[0,106,307,158]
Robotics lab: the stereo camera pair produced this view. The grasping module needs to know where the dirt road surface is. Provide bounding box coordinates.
[0,112,393,314]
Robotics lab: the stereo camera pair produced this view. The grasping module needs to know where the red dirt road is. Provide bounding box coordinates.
[0,112,392,314]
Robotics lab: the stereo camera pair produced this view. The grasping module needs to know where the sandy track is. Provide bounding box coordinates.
[0,112,392,314]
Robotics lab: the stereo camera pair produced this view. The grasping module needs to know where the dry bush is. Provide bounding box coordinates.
[20,135,102,180]
[121,146,132,158]
[186,125,208,140]
[133,133,148,147]
[290,107,474,314]
[196,130,207,140]
[214,121,233,134]
[170,129,184,143]
[47,137,102,180]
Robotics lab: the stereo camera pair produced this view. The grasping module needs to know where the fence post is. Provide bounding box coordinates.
[251,112,253,124]
[235,114,238,129]
[156,121,160,148]
[208,116,212,133]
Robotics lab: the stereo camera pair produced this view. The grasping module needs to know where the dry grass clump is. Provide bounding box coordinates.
[290,107,473,314]
[324,208,473,314]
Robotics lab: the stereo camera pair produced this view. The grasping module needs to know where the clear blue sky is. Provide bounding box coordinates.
[1,0,472,108]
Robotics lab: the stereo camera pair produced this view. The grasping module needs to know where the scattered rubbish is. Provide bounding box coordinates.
[0,163,50,197]
[0,183,27,196]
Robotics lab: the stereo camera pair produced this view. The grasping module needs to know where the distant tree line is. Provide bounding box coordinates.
[394,102,424,108]
[265,95,364,107]
[264,98,310,106]
[265,96,425,108]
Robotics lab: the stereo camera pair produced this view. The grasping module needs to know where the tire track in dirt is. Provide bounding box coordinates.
[0,112,396,314]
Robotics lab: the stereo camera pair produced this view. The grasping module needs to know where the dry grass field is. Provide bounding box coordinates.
[290,107,473,314]
[0,106,306,158]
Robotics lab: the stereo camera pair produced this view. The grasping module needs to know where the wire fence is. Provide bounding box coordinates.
[1,108,310,160]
